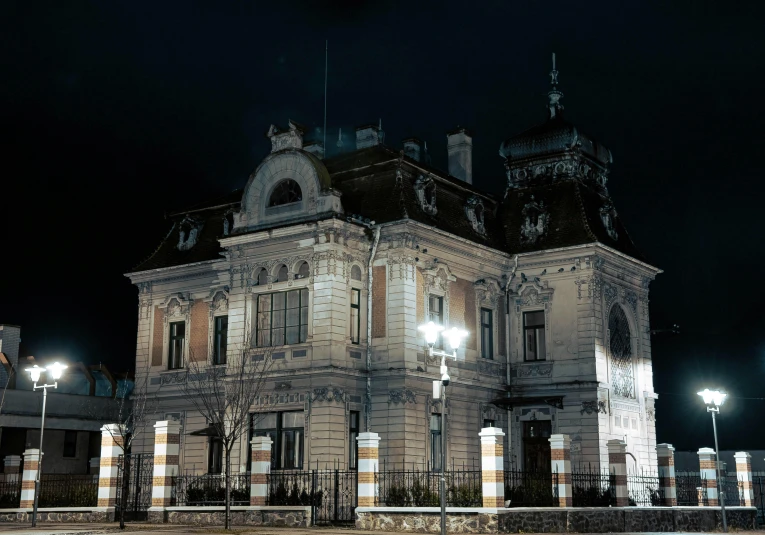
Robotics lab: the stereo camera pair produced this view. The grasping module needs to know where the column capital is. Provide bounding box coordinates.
[153,420,181,434]
[101,423,126,437]
[734,451,752,462]
[549,434,570,450]
[607,439,627,455]
[251,436,273,450]
[697,447,715,457]
[22,448,41,460]
[656,443,675,455]
[357,432,380,449]
[479,427,505,443]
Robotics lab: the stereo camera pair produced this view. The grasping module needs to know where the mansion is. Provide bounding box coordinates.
[126,68,661,476]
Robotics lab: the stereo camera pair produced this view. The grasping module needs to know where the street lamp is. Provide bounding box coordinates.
[697,388,727,533]
[25,362,67,527]
[418,322,467,535]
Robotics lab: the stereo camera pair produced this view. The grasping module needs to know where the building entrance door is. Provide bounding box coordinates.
[522,421,551,472]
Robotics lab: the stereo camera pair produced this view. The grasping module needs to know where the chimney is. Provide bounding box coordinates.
[0,325,21,387]
[446,127,473,184]
[355,124,382,149]
[303,141,325,159]
[402,138,422,162]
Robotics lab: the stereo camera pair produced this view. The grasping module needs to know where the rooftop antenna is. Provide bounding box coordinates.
[337,127,344,150]
[548,52,564,119]
[323,40,328,154]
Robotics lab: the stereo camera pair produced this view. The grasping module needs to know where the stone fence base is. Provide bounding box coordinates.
[0,507,113,523]
[356,506,758,533]
[150,506,310,527]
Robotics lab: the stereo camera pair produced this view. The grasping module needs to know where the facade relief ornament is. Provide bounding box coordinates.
[267,121,304,153]
[478,360,506,377]
[311,387,348,403]
[520,196,549,244]
[388,389,417,405]
[474,279,501,308]
[177,216,203,251]
[516,363,553,378]
[580,400,608,415]
[414,174,438,216]
[388,253,417,281]
[625,290,639,313]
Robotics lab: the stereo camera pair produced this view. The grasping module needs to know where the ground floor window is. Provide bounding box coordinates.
[208,436,223,474]
[430,413,443,471]
[349,411,360,470]
[251,411,304,469]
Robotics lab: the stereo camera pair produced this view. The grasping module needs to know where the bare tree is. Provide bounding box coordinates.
[178,329,272,529]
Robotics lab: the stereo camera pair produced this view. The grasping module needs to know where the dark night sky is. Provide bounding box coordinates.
[1,1,763,451]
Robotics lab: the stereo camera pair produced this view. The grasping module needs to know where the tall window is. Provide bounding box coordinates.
[63,430,77,458]
[480,308,493,359]
[523,311,545,361]
[269,179,302,207]
[609,305,635,398]
[428,295,444,347]
[350,289,361,344]
[256,289,308,347]
[349,411,360,470]
[208,436,223,474]
[251,411,304,469]
[169,321,185,369]
[430,413,443,471]
[213,316,228,365]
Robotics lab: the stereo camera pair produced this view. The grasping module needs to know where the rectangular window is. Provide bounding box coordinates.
[349,411,360,470]
[350,289,361,344]
[428,295,444,348]
[430,413,443,471]
[213,315,228,365]
[255,289,309,347]
[523,311,546,361]
[63,430,77,458]
[480,308,493,359]
[251,411,304,469]
[168,321,185,369]
[208,436,223,474]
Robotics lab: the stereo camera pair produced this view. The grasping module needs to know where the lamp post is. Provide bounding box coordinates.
[418,321,467,535]
[25,362,67,527]
[697,388,727,533]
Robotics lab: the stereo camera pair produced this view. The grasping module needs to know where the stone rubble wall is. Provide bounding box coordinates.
[0,509,112,523]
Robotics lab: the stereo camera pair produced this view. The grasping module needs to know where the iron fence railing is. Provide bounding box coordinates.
[39,474,98,507]
[266,471,316,506]
[0,478,21,508]
[720,476,743,507]
[571,465,615,507]
[504,469,557,507]
[627,471,664,506]
[174,473,250,506]
[377,466,482,507]
[676,474,702,505]
[754,476,764,525]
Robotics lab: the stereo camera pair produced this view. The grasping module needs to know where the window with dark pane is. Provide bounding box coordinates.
[523,311,546,361]
[208,436,223,474]
[349,411,360,470]
[350,289,361,344]
[351,265,362,281]
[168,321,185,369]
[268,179,302,207]
[480,308,493,359]
[296,261,310,279]
[483,419,495,428]
[428,295,444,347]
[251,412,304,470]
[255,289,308,347]
[609,305,635,398]
[276,264,289,282]
[213,315,228,365]
[430,413,443,471]
[63,430,77,458]
[256,268,268,286]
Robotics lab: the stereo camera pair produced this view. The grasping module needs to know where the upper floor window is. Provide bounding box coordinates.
[428,295,444,348]
[480,308,493,359]
[523,311,545,361]
[609,305,635,398]
[169,321,185,369]
[269,179,302,207]
[213,315,228,365]
[255,268,268,286]
[295,261,310,280]
[430,413,443,471]
[350,289,361,344]
[255,289,308,347]
[276,264,289,282]
[351,265,362,281]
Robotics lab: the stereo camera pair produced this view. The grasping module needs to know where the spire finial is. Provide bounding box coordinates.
[337,128,344,149]
[547,52,564,119]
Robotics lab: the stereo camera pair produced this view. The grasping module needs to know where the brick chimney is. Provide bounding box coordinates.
[402,138,422,162]
[446,127,473,184]
[0,325,21,387]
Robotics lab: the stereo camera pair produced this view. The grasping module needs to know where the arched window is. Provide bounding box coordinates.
[609,305,635,398]
[295,261,310,280]
[276,264,289,282]
[351,265,362,281]
[269,180,302,207]
[255,268,268,286]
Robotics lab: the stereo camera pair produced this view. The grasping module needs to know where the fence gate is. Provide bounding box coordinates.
[116,453,154,521]
[312,469,357,525]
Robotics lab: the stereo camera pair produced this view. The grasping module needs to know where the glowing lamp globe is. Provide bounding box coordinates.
[418,321,444,346]
[697,388,727,407]
[46,362,68,380]
[444,327,468,351]
[25,365,44,383]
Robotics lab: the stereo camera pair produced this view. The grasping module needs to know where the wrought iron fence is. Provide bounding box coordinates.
[504,469,557,507]
[0,478,21,508]
[627,470,664,506]
[377,465,482,507]
[266,469,358,525]
[720,476,743,507]
[174,473,250,506]
[571,465,615,507]
[676,474,703,505]
[753,475,764,525]
[267,471,316,506]
[39,474,98,507]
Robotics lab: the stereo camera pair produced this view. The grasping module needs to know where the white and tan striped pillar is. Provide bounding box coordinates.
[698,447,718,506]
[97,424,125,508]
[250,436,272,506]
[479,427,505,507]
[549,434,572,507]
[734,451,753,507]
[607,439,629,507]
[3,455,22,482]
[657,443,677,506]
[357,432,380,507]
[151,420,181,508]
[19,449,40,509]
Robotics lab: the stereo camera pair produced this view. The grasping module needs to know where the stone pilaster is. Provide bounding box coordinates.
[656,443,677,506]
[250,436,272,506]
[3,455,22,481]
[97,424,125,508]
[19,449,40,509]
[357,432,380,507]
[734,451,753,507]
[549,434,572,507]
[607,439,628,507]
[698,447,718,506]
[479,427,505,507]
[151,420,181,507]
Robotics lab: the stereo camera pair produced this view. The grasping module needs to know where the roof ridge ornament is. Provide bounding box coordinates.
[548,52,564,119]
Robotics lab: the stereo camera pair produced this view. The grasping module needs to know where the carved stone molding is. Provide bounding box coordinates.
[478,359,506,377]
[580,400,608,415]
[311,387,348,403]
[414,174,437,216]
[388,389,417,405]
[474,279,502,308]
[274,381,292,391]
[515,363,553,378]
[388,253,417,281]
[520,196,549,244]
[465,196,486,235]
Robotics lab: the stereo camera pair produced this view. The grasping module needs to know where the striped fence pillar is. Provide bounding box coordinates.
[97,424,125,508]
[549,434,572,507]
[657,443,677,506]
[357,432,380,507]
[3,455,22,481]
[698,447,718,506]
[479,427,505,507]
[734,451,753,507]
[19,449,40,509]
[250,436,272,506]
[607,439,629,507]
[151,420,181,508]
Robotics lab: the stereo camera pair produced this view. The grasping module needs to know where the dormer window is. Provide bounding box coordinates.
[269,180,302,207]
[465,196,486,235]
[177,216,202,251]
[414,175,438,216]
[520,196,549,245]
[222,211,234,236]
[600,204,619,241]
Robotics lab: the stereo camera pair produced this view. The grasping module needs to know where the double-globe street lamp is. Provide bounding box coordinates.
[697,388,728,533]
[24,362,67,527]
[418,321,468,535]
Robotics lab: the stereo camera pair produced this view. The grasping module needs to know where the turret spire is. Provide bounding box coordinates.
[548,52,564,119]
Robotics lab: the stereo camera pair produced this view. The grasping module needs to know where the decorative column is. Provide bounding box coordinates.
[151,420,181,508]
[480,427,505,507]
[97,424,125,508]
[698,447,718,506]
[734,451,753,507]
[19,449,40,509]
[607,439,629,507]
[357,432,380,507]
[89,457,100,475]
[3,455,22,481]
[657,443,677,506]
[549,434,572,507]
[250,436,272,506]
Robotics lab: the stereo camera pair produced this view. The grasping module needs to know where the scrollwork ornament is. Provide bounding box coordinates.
[388,389,417,405]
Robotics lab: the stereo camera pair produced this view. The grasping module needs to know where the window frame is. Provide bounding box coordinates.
[523,310,546,362]
[212,315,228,365]
[268,179,303,207]
[255,289,309,348]
[251,411,305,470]
[350,288,361,345]
[208,436,223,474]
[168,321,186,370]
[428,295,444,348]
[480,308,494,359]
[349,411,360,470]
[430,413,443,472]
[63,430,77,458]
